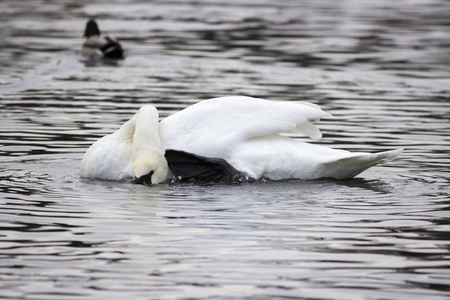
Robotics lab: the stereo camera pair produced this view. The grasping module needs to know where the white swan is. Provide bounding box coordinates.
[81,96,402,184]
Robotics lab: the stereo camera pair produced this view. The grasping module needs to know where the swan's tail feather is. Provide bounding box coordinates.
[322,148,403,179]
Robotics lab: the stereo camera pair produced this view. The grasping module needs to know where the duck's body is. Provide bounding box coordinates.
[81,19,124,59]
[81,96,402,183]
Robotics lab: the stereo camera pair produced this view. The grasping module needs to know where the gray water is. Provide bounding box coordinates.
[1,0,449,299]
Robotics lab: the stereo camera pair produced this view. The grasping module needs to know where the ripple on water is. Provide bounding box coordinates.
[1,0,450,299]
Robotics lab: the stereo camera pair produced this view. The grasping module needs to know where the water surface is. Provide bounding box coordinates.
[1,0,449,299]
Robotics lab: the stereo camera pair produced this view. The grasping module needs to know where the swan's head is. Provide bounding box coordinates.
[132,152,169,185]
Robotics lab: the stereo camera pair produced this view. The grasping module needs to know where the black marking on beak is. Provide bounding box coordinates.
[134,171,154,185]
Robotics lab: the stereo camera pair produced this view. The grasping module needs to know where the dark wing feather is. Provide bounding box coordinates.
[101,36,124,59]
[165,150,243,183]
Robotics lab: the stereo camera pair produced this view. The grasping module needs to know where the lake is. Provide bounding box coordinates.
[0,0,449,299]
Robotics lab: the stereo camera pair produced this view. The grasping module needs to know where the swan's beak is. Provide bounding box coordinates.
[133,171,154,185]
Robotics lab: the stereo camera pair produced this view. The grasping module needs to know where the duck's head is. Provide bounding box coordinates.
[84,19,101,38]
[132,153,169,185]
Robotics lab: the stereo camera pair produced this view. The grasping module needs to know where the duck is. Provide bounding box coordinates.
[80,96,402,184]
[80,19,124,59]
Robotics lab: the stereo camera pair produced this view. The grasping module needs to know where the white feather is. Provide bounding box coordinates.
[160,96,330,156]
[80,36,107,57]
[81,116,135,180]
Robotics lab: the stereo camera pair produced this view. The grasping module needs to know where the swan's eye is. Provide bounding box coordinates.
[134,171,154,185]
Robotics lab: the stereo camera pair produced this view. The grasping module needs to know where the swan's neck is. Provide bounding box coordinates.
[131,105,169,184]
[132,105,162,157]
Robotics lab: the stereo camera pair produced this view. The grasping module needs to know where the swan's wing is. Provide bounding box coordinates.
[160,96,330,156]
